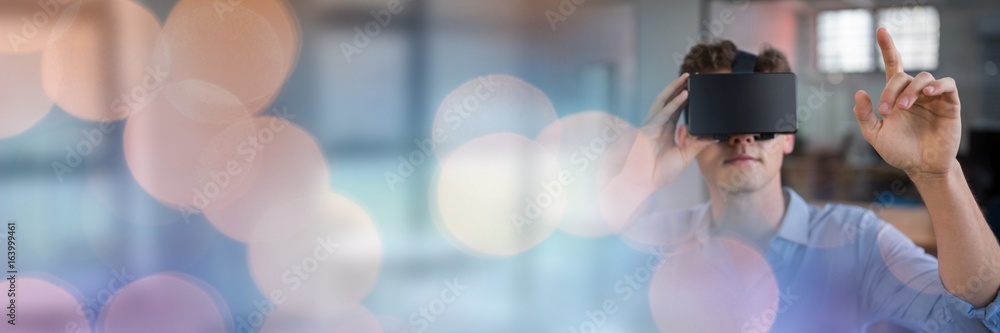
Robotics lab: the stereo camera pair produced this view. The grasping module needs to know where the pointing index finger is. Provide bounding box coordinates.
[877,27,904,82]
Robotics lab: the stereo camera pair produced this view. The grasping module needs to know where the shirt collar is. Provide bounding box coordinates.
[774,187,811,245]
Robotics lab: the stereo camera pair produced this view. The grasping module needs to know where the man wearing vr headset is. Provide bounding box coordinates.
[629,28,1000,331]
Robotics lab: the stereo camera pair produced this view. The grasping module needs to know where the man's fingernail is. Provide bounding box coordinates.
[878,102,889,112]
[899,97,910,108]
[925,86,935,94]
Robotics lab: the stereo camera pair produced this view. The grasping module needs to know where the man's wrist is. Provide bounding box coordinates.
[906,159,964,187]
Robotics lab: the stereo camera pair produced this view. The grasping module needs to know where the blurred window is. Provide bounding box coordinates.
[816,7,940,73]
[817,9,874,73]
[877,6,940,71]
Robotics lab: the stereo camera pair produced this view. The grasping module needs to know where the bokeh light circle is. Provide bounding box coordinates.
[431,74,559,160]
[41,0,163,122]
[535,111,639,237]
[13,276,91,333]
[161,79,251,124]
[435,132,566,256]
[123,85,259,210]
[649,237,779,332]
[0,0,82,54]
[0,53,52,139]
[169,0,300,81]
[247,192,382,318]
[201,117,330,242]
[160,0,291,114]
[99,273,230,333]
[597,131,661,232]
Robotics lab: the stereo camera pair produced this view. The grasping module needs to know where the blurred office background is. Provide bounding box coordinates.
[1,0,999,332]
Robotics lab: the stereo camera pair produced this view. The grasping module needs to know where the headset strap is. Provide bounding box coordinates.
[732,50,757,73]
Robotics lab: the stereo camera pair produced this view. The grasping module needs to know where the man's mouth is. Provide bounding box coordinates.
[723,154,761,165]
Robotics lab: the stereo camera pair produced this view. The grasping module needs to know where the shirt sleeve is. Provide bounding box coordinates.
[945,281,1000,331]
[858,213,999,332]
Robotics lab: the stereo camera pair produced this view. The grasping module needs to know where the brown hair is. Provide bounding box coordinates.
[679,40,791,75]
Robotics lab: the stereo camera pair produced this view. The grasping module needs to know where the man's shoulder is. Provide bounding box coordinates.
[809,202,876,224]
[797,201,890,247]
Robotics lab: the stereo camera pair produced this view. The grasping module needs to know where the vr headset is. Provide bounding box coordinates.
[683,50,797,141]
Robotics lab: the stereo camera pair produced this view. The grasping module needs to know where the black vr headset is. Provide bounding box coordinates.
[683,50,797,141]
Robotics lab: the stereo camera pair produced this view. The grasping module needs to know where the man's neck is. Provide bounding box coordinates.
[706,176,789,251]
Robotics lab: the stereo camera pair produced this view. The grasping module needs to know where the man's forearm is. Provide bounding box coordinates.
[911,160,1000,307]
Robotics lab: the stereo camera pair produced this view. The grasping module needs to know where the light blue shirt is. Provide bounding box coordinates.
[644,187,1000,332]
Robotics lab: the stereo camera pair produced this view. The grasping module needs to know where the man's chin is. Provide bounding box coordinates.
[715,169,765,193]
[716,182,763,194]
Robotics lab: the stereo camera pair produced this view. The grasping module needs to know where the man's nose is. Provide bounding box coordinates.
[727,134,756,146]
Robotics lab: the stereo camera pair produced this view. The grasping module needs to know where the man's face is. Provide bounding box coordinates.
[694,133,794,193]
[691,69,795,193]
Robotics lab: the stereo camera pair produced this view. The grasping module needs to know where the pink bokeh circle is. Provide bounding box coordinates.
[99,273,230,333]
[246,192,382,318]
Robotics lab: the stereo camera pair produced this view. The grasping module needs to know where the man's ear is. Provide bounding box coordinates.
[782,134,795,155]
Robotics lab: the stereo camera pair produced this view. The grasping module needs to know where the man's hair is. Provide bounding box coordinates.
[679,40,791,75]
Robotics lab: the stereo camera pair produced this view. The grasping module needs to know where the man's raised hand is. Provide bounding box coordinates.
[852,27,962,180]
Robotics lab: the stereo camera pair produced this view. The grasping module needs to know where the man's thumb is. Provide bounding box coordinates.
[853,90,878,141]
